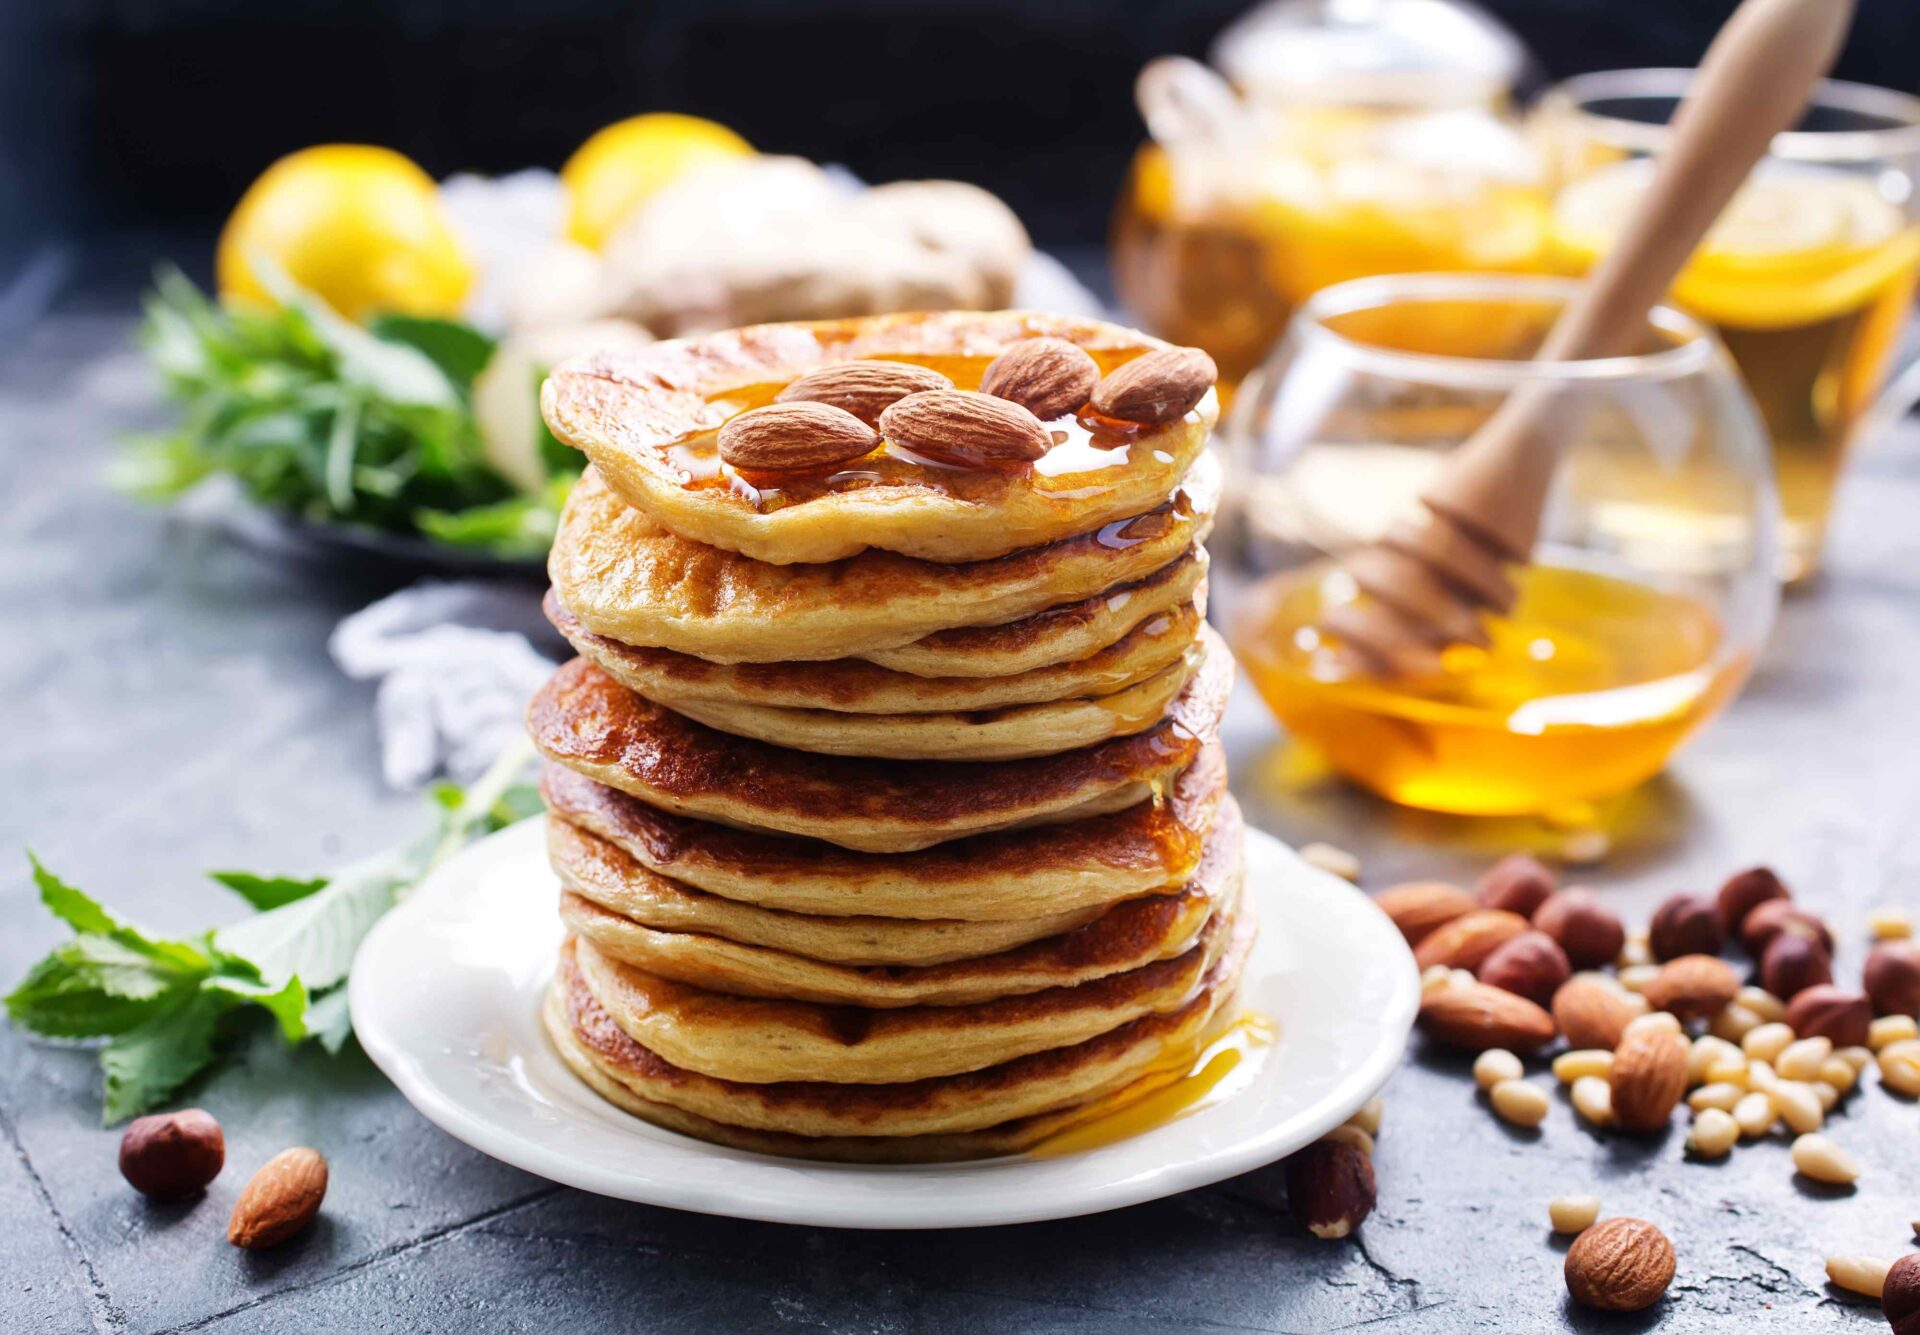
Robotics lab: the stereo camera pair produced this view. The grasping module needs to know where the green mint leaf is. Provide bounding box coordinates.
[101,991,230,1124]
[212,843,427,994]
[487,782,545,832]
[304,988,354,1055]
[27,855,210,973]
[5,949,191,1038]
[204,973,308,1043]
[414,490,561,558]
[369,316,498,392]
[252,260,458,408]
[209,870,331,911]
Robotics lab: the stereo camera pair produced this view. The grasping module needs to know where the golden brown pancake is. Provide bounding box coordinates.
[570,898,1236,1085]
[546,588,1203,714]
[541,310,1217,565]
[559,800,1242,1005]
[542,912,1255,1157]
[546,454,1220,664]
[538,743,1226,921]
[528,645,1232,853]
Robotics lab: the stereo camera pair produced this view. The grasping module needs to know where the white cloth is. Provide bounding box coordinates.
[329,581,555,790]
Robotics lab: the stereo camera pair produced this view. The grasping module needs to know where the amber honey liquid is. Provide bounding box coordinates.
[1232,563,1752,815]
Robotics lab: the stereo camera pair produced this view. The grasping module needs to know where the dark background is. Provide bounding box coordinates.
[3,0,1918,301]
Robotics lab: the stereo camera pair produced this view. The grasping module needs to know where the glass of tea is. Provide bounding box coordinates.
[1217,273,1779,817]
[1535,70,1920,584]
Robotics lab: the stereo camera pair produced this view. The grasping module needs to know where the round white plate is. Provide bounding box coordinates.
[350,818,1418,1229]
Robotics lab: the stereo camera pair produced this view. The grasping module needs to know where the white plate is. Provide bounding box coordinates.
[350,818,1418,1229]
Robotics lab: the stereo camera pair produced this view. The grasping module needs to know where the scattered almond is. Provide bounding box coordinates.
[717,401,879,472]
[1412,909,1530,972]
[978,338,1100,419]
[1418,981,1557,1053]
[1375,882,1476,946]
[1553,976,1642,1051]
[228,1147,328,1250]
[1642,954,1740,1022]
[775,359,952,424]
[1088,346,1216,424]
[1610,1028,1689,1134]
[879,389,1052,467]
[1565,1217,1675,1312]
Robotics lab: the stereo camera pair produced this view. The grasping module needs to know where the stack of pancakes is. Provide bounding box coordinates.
[528,311,1251,1161]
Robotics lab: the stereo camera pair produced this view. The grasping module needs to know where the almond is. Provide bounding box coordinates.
[1552,976,1642,1051]
[228,1147,328,1249]
[1565,1217,1676,1311]
[1372,881,1476,946]
[1412,909,1530,972]
[878,389,1052,467]
[775,359,953,425]
[1418,981,1557,1053]
[1089,346,1216,424]
[979,338,1100,419]
[1609,1028,1689,1133]
[1641,954,1740,1022]
[717,402,879,472]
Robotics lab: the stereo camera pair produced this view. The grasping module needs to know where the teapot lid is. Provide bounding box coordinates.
[1212,0,1529,107]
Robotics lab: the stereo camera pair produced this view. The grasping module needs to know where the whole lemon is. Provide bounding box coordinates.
[561,113,753,250]
[216,144,473,322]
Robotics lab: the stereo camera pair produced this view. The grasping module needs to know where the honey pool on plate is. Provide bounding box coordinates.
[1231,563,1752,816]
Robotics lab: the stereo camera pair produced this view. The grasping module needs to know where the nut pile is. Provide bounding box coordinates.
[117,1108,327,1250]
[1381,855,1920,1315]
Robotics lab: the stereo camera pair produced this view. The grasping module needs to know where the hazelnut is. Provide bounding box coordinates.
[1886,1253,1920,1335]
[1477,931,1571,1008]
[1648,893,1723,961]
[1532,889,1625,970]
[1475,853,1556,918]
[1716,865,1789,934]
[1284,1139,1375,1240]
[1783,985,1873,1048]
[1565,1217,1676,1312]
[118,1108,225,1200]
[1738,898,1833,957]
[1760,932,1832,1000]
[1865,942,1920,1017]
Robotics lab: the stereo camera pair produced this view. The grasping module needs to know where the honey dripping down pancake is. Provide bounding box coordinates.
[558,799,1243,1005]
[541,310,1218,565]
[528,635,1232,854]
[538,743,1226,922]
[546,452,1219,664]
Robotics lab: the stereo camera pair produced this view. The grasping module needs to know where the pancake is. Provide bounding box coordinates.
[543,929,1251,1159]
[547,587,1204,714]
[528,643,1231,853]
[550,815,1105,965]
[538,743,1226,921]
[570,897,1236,1085]
[560,799,1243,1005]
[547,452,1220,664]
[541,310,1218,565]
[655,634,1207,761]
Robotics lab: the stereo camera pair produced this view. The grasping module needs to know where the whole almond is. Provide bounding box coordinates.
[1552,977,1643,1051]
[775,360,952,425]
[879,389,1052,467]
[1565,1217,1676,1311]
[979,338,1100,419]
[228,1147,328,1249]
[1418,981,1557,1053]
[1641,954,1740,1023]
[1089,346,1217,424]
[1412,909,1530,973]
[1610,1028,1689,1133]
[717,402,879,472]
[1373,881,1476,946]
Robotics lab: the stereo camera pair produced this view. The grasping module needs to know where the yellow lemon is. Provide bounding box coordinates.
[561,113,753,249]
[217,145,472,322]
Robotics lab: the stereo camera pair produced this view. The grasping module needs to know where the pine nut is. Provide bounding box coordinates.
[1812,1081,1840,1112]
[1825,1254,1891,1299]
[1790,1133,1858,1184]
[1735,986,1787,1023]
[1300,842,1361,882]
[1868,907,1914,941]
[1561,829,1609,865]
[1704,1054,1750,1087]
[1618,964,1660,995]
[1491,1079,1550,1127]
[1819,1056,1858,1094]
[1710,1003,1763,1043]
[1553,1050,1614,1084]
[1449,968,1477,990]
[1746,1060,1780,1095]
[1838,1046,1874,1074]
[1570,1076,1613,1127]
[1322,1123,1375,1156]
[1869,1015,1918,1051]
[1625,1010,1682,1038]
[1878,1043,1920,1097]
[1734,1091,1776,1137]
[1548,1194,1601,1234]
[1774,1081,1823,1134]
[1421,964,1454,996]
[1742,1023,1795,1063]
[1687,1082,1744,1113]
[1776,1036,1832,1082]
[1618,931,1652,969]
[1687,1036,1741,1085]
[1346,1096,1383,1136]
[1474,1049,1524,1092]
[1687,1107,1738,1158]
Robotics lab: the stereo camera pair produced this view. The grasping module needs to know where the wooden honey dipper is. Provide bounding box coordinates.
[1319,0,1854,678]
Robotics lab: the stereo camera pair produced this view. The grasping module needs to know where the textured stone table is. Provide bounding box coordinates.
[5,300,1920,1334]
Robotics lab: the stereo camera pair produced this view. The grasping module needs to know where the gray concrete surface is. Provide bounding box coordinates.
[5,306,1919,1333]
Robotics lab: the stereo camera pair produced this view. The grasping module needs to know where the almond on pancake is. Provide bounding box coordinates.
[538,743,1225,922]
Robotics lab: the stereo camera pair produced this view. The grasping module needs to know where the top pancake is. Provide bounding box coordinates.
[548,455,1220,664]
[541,311,1218,565]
